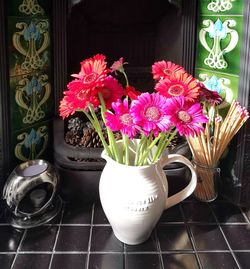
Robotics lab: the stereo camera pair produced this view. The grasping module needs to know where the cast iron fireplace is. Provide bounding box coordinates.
[52,0,198,106]
[51,0,250,206]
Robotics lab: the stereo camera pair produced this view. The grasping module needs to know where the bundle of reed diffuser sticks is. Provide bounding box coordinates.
[187,100,249,201]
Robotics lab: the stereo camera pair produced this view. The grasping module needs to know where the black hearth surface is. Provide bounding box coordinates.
[0,186,250,269]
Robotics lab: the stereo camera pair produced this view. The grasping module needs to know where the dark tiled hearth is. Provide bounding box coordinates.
[0,197,250,269]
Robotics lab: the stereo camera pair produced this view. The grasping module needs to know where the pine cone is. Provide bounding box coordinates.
[67,117,84,132]
[79,128,108,148]
[167,134,184,150]
[65,130,81,146]
[114,132,123,141]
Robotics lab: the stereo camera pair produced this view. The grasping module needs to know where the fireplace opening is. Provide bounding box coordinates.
[67,0,182,90]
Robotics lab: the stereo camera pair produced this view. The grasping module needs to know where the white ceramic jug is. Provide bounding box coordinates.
[99,147,197,245]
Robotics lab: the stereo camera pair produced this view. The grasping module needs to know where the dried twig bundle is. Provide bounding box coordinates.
[187,100,249,201]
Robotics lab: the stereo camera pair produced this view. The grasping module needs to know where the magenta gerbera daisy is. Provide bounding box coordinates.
[98,76,124,109]
[152,60,186,80]
[105,99,140,138]
[155,72,200,102]
[164,96,208,136]
[130,93,171,136]
[71,54,108,88]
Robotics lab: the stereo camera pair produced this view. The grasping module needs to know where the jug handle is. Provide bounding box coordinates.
[159,154,197,209]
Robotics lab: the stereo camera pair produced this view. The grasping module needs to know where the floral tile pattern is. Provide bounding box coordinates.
[8,17,50,76]
[199,0,244,15]
[10,120,53,167]
[195,0,244,102]
[7,0,50,17]
[195,68,239,108]
[196,15,243,74]
[6,0,53,165]
[9,73,53,130]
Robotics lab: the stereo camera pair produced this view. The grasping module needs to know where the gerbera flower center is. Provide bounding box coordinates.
[168,84,185,96]
[145,106,161,121]
[76,90,88,100]
[178,110,191,123]
[84,73,97,84]
[102,88,111,99]
[163,68,172,75]
[120,113,133,125]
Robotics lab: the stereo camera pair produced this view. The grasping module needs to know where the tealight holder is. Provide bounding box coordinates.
[2,159,62,228]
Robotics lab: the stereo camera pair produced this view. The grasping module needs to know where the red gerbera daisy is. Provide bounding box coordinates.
[155,72,200,102]
[59,95,77,119]
[67,80,100,109]
[71,54,108,88]
[198,82,222,105]
[97,76,124,109]
[152,60,185,80]
[125,86,141,100]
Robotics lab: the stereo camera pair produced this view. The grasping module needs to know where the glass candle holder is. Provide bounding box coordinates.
[192,161,220,202]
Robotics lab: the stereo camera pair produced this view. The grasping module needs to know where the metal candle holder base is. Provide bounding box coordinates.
[2,159,62,229]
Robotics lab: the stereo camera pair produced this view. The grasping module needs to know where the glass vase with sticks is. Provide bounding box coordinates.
[187,100,249,202]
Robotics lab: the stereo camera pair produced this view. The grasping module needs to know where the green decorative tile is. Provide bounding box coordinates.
[7,0,51,17]
[199,0,244,15]
[9,72,54,131]
[195,68,239,108]
[10,119,53,167]
[195,15,243,74]
[8,17,50,76]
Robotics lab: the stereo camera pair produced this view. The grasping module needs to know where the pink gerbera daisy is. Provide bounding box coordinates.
[164,96,208,136]
[110,57,127,74]
[155,72,200,102]
[71,54,108,88]
[105,99,140,138]
[130,93,171,136]
[152,60,185,80]
[98,76,124,109]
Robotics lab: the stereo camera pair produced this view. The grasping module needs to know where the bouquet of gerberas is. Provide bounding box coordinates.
[59,54,211,166]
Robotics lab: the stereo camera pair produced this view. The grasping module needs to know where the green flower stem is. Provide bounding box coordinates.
[122,71,129,88]
[138,136,148,165]
[82,108,112,157]
[134,135,147,166]
[123,135,130,165]
[152,133,168,163]
[138,133,163,166]
[164,129,177,147]
[153,129,178,162]
[98,93,123,163]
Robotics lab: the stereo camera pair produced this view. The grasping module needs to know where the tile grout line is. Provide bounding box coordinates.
[10,229,27,269]
[1,222,248,227]
[195,67,240,78]
[85,203,95,269]
[179,203,203,269]
[3,249,250,255]
[48,204,65,269]
[208,204,241,269]
[239,207,250,223]
[123,230,126,269]
[154,227,165,269]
